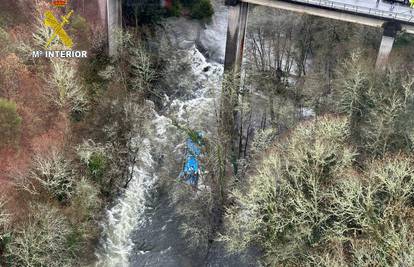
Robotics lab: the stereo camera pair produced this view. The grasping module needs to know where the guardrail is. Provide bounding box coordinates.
[288,0,414,22]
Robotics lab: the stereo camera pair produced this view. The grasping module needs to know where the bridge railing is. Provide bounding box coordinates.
[289,0,414,23]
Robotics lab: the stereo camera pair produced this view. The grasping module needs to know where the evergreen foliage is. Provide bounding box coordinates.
[190,0,214,20]
[77,140,109,182]
[123,0,165,25]
[0,99,21,148]
[87,153,108,180]
[166,0,182,17]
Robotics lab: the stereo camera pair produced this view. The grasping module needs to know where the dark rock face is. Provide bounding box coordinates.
[164,0,227,64]
[196,1,228,64]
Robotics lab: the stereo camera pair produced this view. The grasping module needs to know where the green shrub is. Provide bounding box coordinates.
[167,0,182,17]
[221,116,414,266]
[0,98,21,148]
[394,32,414,48]
[190,0,214,20]
[76,140,109,183]
[88,152,107,180]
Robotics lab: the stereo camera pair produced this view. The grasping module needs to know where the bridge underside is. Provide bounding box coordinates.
[242,0,414,34]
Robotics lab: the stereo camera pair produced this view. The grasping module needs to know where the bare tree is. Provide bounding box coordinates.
[30,151,75,203]
[6,204,74,267]
[221,116,414,266]
[46,59,88,114]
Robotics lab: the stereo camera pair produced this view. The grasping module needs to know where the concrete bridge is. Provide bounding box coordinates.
[224,0,414,72]
[103,0,413,68]
[105,0,122,56]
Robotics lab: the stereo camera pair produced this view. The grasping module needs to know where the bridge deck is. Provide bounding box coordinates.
[243,0,414,25]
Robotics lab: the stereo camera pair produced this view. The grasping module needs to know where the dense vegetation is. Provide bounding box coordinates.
[120,5,414,266]
[222,116,414,265]
[0,1,157,265]
[219,7,414,267]
[1,1,414,266]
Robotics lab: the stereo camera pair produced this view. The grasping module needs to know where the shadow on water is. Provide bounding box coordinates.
[129,183,260,267]
[129,185,205,267]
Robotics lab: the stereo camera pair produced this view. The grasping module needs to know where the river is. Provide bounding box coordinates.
[94,2,245,266]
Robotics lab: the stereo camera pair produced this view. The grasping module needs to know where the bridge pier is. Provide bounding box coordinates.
[224,1,249,73]
[375,23,400,69]
[106,0,122,57]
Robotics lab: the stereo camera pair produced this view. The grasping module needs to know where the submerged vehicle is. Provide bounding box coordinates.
[178,132,205,187]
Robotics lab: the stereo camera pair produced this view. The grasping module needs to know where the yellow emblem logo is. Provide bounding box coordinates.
[44,10,74,49]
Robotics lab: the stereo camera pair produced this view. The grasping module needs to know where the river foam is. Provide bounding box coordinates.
[95,1,226,264]
[95,139,156,267]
